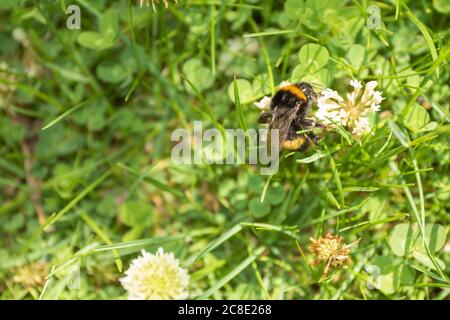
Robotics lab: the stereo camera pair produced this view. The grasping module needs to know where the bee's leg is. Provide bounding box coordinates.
[309,133,320,145]
[295,119,328,147]
[299,119,326,129]
[298,141,311,152]
[300,130,316,146]
[299,119,315,127]
[307,126,328,145]
[314,122,327,128]
[258,111,272,124]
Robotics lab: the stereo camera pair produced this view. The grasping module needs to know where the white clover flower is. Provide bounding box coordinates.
[254,96,272,110]
[372,91,383,105]
[316,80,384,137]
[366,80,378,91]
[370,104,381,112]
[315,89,346,125]
[349,79,362,90]
[120,248,189,300]
[352,116,371,137]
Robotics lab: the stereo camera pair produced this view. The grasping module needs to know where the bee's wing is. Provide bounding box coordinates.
[258,111,273,124]
[267,105,300,152]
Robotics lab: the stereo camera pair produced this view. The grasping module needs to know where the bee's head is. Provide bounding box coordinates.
[297,82,317,105]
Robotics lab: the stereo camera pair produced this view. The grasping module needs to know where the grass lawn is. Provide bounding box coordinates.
[0,0,449,300]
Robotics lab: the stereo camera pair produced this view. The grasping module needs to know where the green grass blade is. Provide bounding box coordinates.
[328,152,345,207]
[182,74,225,135]
[405,10,438,76]
[80,211,123,272]
[117,162,186,199]
[93,235,186,252]
[193,224,243,262]
[241,222,299,240]
[195,246,265,299]
[44,170,112,229]
[233,76,248,132]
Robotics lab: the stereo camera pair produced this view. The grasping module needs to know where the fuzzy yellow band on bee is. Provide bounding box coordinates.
[280,85,307,101]
[282,137,307,150]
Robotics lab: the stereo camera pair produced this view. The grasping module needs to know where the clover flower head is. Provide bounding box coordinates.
[120,248,189,300]
[315,89,346,125]
[350,79,362,90]
[316,80,384,137]
[352,116,371,137]
[309,233,360,276]
[254,96,272,110]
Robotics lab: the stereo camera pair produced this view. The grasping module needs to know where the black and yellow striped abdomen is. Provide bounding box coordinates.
[282,136,307,150]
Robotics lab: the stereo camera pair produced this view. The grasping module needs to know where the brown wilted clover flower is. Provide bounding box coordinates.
[309,233,360,276]
[13,260,49,288]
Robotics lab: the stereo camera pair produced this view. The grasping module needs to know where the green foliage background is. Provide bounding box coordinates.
[0,0,449,299]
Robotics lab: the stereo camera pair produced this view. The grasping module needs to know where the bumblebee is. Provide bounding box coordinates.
[259,82,323,152]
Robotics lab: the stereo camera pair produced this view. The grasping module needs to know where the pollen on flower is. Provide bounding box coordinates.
[120,248,189,300]
[316,80,384,137]
[309,233,360,276]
